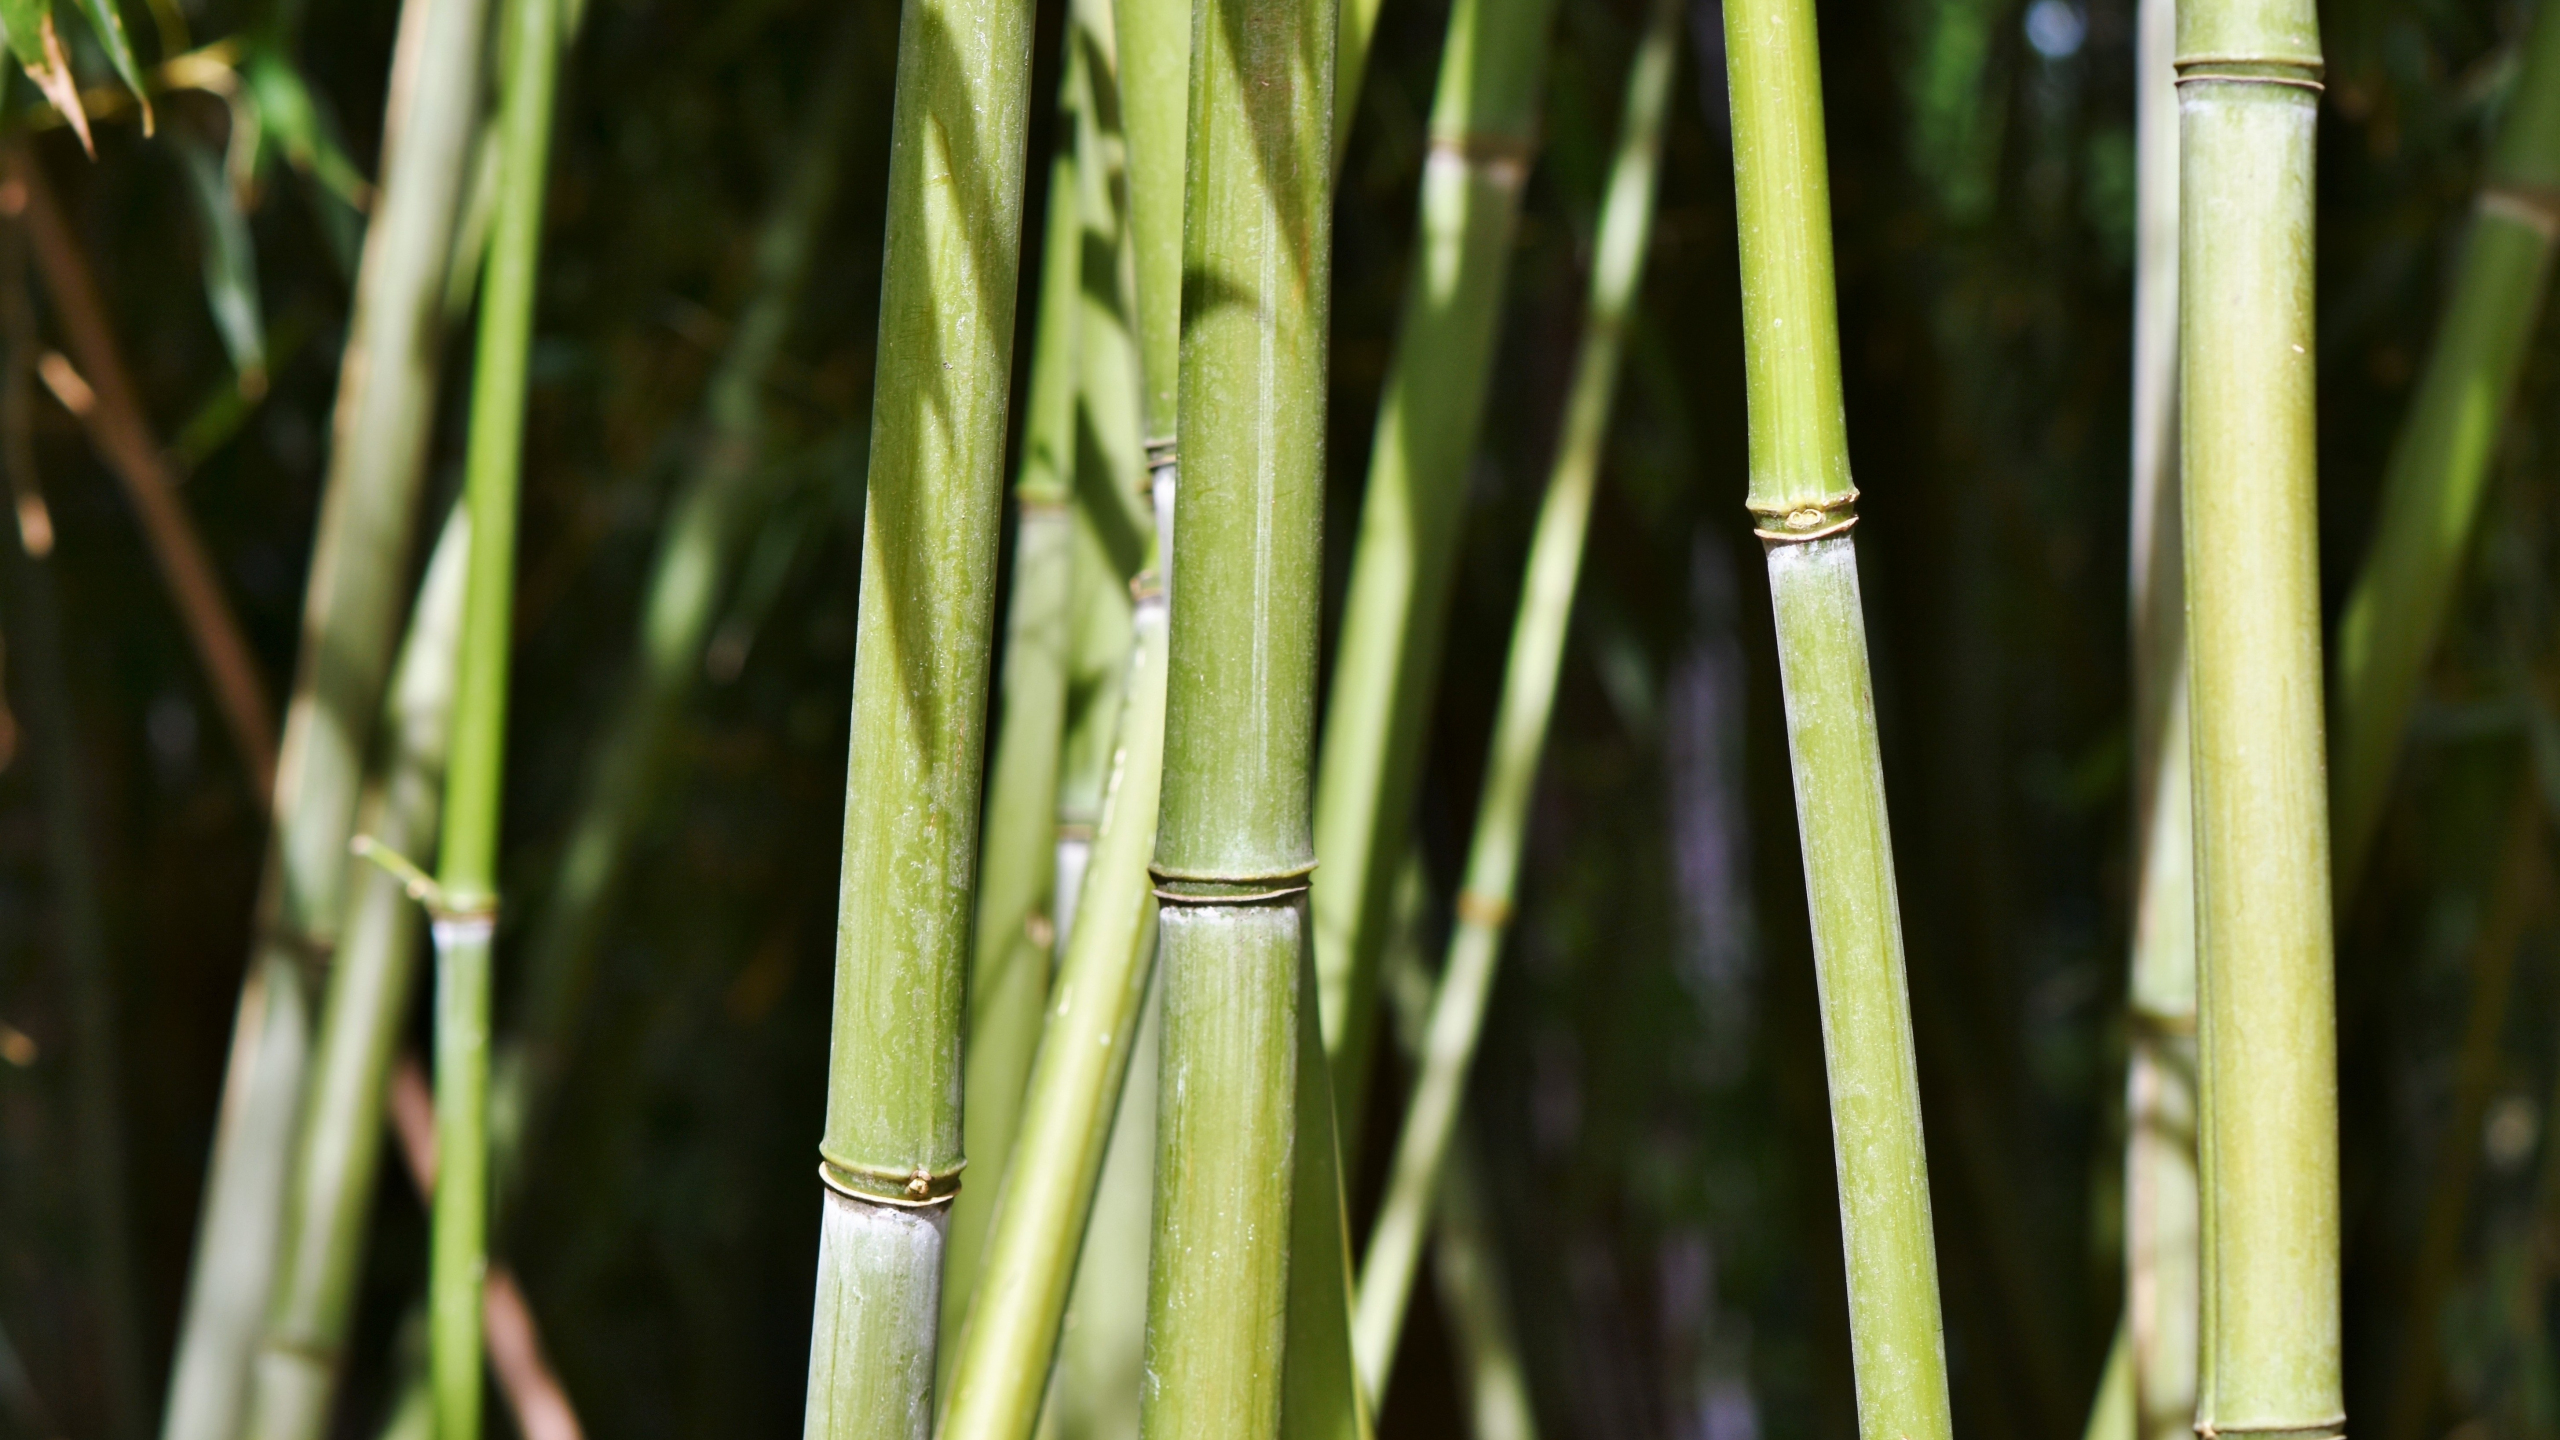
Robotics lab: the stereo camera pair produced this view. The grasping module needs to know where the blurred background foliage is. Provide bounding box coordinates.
[0,0,2553,1427]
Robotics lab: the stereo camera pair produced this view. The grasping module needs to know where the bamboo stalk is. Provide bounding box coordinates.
[2177,0,2341,1418]
[429,0,564,1422]
[940,581,1169,1440]
[1139,0,1339,1427]
[1350,0,1676,1396]
[2329,0,2560,893]
[1035,961,1159,1440]
[1309,0,1561,1145]
[151,0,490,1423]
[0,216,144,1440]
[1334,0,1387,170]
[1717,0,1954,1424]
[797,0,1034,1423]
[240,506,468,1440]
[511,11,865,1125]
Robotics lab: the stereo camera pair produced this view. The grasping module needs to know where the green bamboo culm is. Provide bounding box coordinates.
[1140,0,1347,1427]
[1350,0,1678,1398]
[1309,0,1561,1144]
[798,0,1035,1423]
[2177,0,2342,1418]
[1718,0,1954,1425]
[940,582,1169,1440]
[2328,0,2560,894]
[156,0,491,1427]
[430,0,565,1422]
[242,509,469,1440]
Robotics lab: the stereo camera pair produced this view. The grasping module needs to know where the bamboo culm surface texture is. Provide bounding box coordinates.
[2328,0,2560,894]
[244,510,469,1440]
[430,0,565,1424]
[156,0,489,1428]
[1719,0,1955,1424]
[1310,0,1561,1148]
[1141,0,1356,1427]
[1349,0,1678,1399]
[798,0,1034,1426]
[2177,0,2342,1417]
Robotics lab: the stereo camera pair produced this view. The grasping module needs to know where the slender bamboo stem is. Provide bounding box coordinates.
[1035,960,1160,1440]
[1718,0,1953,1423]
[2330,0,2560,893]
[240,507,468,1440]
[151,0,490,1423]
[512,13,864,1123]
[799,0,1034,1424]
[1309,0,1562,1145]
[430,0,563,1424]
[1110,0,1183,454]
[2382,788,2542,1440]
[1350,0,1676,1395]
[0,217,144,1440]
[2120,0,2199,1429]
[1333,0,1386,170]
[941,584,1169,1440]
[2178,0,2340,1418]
[1140,0,1337,1425]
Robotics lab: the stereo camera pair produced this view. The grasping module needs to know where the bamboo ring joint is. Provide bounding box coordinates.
[818,1156,965,1207]
[2193,1417,2346,1440]
[2482,183,2560,241]
[1428,129,1538,188]
[1454,890,1513,928]
[2172,55,2325,91]
[1150,859,1318,906]
[1750,490,1859,544]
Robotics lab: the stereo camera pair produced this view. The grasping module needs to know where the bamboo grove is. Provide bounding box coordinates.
[15,0,2560,1428]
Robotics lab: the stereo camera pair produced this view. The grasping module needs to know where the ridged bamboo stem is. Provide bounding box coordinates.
[1140,0,1345,1426]
[940,587,1169,1440]
[2329,0,2560,892]
[1719,0,1953,1422]
[430,0,563,1422]
[1350,0,1675,1394]
[798,0,1034,1423]
[152,0,489,1424]
[243,509,469,1440]
[1310,0,1561,1144]
[2177,0,2341,1416]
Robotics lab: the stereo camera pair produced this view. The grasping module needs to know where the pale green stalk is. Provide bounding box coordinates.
[1350,0,1676,1395]
[243,508,469,1440]
[799,0,1035,1424]
[1140,0,1347,1427]
[431,0,563,1423]
[1719,0,1953,1425]
[941,586,1169,1440]
[1310,0,1562,1143]
[2178,0,2340,1421]
[157,0,488,1427]
[1334,0,1386,169]
[2329,0,2560,892]
[1035,965,1159,1440]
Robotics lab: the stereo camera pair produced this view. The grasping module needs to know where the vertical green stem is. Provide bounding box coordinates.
[244,509,470,1440]
[2177,0,2340,1419]
[2329,0,2560,892]
[1719,0,1953,1426]
[799,0,1034,1425]
[1349,0,1675,1395]
[1140,0,1335,1426]
[1310,0,1561,1144]
[431,0,563,1424]
[157,0,489,1426]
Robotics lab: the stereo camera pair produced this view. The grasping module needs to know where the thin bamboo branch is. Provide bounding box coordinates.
[428,0,564,1423]
[1718,0,1954,1422]
[1310,0,1563,1147]
[2178,0,2341,1417]
[1350,0,1677,1396]
[2330,0,2560,893]
[798,0,1035,1423]
[151,0,489,1421]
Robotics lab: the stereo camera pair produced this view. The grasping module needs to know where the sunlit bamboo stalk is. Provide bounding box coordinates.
[2330,0,2560,893]
[796,0,1035,1425]
[150,0,490,1425]
[2177,0,2341,1419]
[1310,0,1562,1143]
[1717,0,1954,1423]
[1350,0,1676,1396]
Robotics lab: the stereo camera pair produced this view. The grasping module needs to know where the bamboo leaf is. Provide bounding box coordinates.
[171,135,266,397]
[66,0,148,132]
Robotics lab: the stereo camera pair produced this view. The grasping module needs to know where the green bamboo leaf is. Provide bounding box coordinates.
[66,0,149,132]
[172,135,267,397]
[0,5,92,154]
[244,50,373,210]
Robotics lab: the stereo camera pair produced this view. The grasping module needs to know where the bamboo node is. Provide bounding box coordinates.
[2481,184,2560,241]
[1428,129,1539,188]
[2172,55,2325,91]
[817,1155,965,1207]
[1150,859,1317,906]
[1454,889,1513,928]
[2194,1418,2345,1440]
[1749,489,1859,544]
